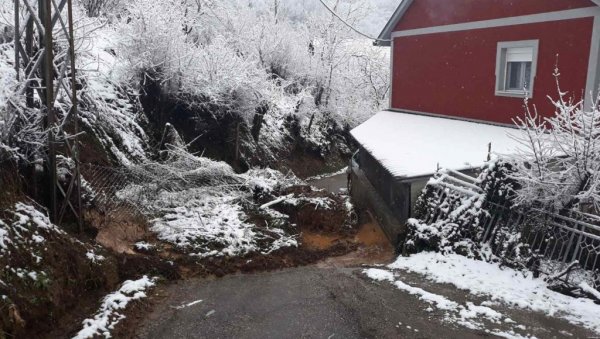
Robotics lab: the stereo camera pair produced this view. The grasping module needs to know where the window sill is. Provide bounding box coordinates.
[495,90,532,99]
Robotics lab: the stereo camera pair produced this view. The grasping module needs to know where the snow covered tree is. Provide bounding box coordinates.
[509,70,600,213]
[80,0,121,17]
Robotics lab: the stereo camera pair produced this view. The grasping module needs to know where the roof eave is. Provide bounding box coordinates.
[375,0,415,47]
[375,0,600,47]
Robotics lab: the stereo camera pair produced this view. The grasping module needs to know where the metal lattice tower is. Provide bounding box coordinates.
[13,0,83,229]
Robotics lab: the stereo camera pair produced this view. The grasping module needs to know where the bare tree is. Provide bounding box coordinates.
[80,0,120,17]
[509,70,600,213]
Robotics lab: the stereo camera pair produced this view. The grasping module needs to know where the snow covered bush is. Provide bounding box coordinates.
[0,44,16,148]
[80,0,121,17]
[114,0,388,137]
[406,170,490,258]
[404,161,534,269]
[70,8,151,165]
[509,71,600,213]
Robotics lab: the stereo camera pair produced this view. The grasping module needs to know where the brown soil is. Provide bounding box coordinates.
[0,160,23,212]
[272,185,355,234]
[1,170,387,339]
[274,146,348,179]
[42,252,181,339]
[87,207,148,254]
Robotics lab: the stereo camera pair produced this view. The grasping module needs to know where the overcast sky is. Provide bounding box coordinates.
[358,0,402,36]
[261,0,402,37]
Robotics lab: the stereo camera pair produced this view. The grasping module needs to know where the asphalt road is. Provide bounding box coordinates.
[136,264,595,339]
[135,171,596,339]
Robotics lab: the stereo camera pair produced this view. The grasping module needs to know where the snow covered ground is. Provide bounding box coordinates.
[113,162,307,258]
[148,187,298,258]
[365,252,600,337]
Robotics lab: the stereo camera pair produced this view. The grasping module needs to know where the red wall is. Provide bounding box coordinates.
[391,18,594,125]
[395,0,596,31]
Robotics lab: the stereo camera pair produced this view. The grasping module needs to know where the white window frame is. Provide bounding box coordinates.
[495,40,539,98]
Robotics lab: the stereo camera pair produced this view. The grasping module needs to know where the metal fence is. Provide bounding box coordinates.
[427,170,600,286]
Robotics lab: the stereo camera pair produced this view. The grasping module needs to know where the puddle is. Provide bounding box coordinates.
[309,173,348,194]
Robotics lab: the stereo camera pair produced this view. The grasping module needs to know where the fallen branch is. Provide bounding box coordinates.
[260,194,294,210]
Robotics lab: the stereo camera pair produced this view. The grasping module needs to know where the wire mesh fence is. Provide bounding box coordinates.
[80,147,249,222]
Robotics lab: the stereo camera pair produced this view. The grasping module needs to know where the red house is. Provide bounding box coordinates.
[379,0,600,123]
[349,0,600,244]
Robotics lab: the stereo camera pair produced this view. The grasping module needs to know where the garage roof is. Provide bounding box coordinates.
[350,111,523,179]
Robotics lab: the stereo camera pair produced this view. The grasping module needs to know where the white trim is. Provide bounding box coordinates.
[376,0,414,46]
[585,15,600,110]
[495,40,539,99]
[391,7,600,38]
[389,39,394,109]
[593,0,600,6]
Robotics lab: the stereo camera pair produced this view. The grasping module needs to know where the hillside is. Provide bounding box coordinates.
[0,0,390,337]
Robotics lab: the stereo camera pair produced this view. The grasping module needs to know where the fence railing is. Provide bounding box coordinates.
[427,170,600,286]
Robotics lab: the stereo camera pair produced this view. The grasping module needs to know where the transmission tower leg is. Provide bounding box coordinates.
[41,0,58,222]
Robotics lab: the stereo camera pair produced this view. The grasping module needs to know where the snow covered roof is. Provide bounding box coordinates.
[350,111,522,179]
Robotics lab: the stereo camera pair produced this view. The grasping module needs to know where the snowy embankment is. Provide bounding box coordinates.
[365,252,600,336]
[73,276,156,339]
[0,203,108,290]
[0,202,119,337]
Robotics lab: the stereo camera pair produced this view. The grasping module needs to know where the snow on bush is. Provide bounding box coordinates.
[0,2,150,165]
[1,0,388,165]
[0,203,61,257]
[112,0,388,137]
[404,162,522,263]
[365,252,600,335]
[508,72,600,213]
[76,16,150,165]
[0,44,16,121]
[0,43,19,157]
[73,276,156,339]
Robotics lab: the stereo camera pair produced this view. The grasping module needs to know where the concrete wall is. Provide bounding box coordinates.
[350,147,483,247]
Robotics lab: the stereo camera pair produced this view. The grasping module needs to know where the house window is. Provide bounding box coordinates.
[495,40,539,98]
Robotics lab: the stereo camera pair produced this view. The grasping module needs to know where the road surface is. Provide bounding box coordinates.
[136,261,594,339]
[135,171,595,338]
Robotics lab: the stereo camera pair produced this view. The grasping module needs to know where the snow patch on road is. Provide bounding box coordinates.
[172,299,203,310]
[374,252,600,334]
[364,267,533,338]
[74,276,156,339]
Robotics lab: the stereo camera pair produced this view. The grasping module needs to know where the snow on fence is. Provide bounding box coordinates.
[424,170,600,287]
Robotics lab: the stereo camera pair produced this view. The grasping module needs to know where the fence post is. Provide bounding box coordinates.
[563,212,579,264]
